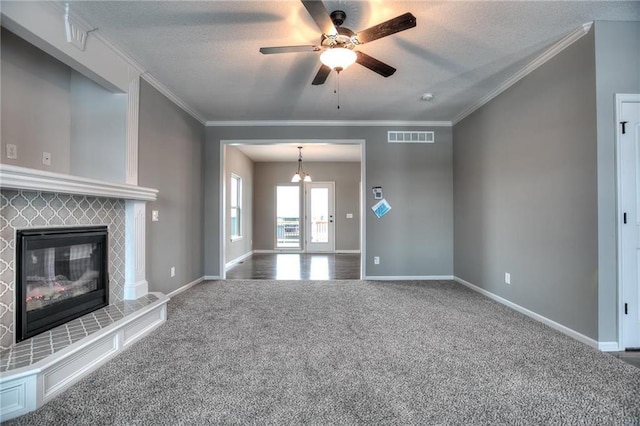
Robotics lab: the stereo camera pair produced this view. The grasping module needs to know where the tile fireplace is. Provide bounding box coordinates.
[15,226,109,342]
[0,164,166,422]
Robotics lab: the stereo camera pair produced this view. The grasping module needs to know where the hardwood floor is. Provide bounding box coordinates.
[225,253,361,280]
[611,350,640,369]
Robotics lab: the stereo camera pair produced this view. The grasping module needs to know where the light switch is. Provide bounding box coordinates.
[152,210,159,221]
[346,213,353,219]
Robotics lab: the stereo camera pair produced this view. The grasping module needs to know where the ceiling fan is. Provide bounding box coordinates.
[259,1,416,85]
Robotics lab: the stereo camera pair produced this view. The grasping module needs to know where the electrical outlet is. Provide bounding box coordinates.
[6,144,17,159]
[170,267,176,277]
[42,152,51,166]
[374,256,380,265]
[346,213,353,219]
[505,272,511,285]
[152,210,159,222]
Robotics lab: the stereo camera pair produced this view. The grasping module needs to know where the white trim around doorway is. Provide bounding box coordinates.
[220,139,366,280]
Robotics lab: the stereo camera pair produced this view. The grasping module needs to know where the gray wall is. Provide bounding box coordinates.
[594,21,640,342]
[138,79,205,294]
[252,161,361,251]
[1,27,126,182]
[453,30,599,338]
[70,70,127,183]
[225,146,254,264]
[1,28,71,173]
[205,126,453,278]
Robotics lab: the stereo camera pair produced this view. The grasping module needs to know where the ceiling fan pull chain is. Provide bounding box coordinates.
[336,71,340,110]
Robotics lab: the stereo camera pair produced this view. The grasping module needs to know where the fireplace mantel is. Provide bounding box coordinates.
[0,164,157,201]
[1,163,157,301]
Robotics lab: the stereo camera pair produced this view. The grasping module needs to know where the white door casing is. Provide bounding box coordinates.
[618,94,640,349]
[305,182,335,253]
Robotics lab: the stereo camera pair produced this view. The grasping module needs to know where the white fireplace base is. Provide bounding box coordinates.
[0,292,169,422]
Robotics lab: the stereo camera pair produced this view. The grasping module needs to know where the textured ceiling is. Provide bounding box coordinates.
[234,143,361,162]
[67,1,640,123]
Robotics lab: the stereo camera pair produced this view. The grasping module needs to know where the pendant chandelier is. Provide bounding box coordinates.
[291,146,312,183]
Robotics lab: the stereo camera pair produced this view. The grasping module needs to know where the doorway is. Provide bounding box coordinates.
[219,139,366,280]
[617,94,640,350]
[305,182,335,252]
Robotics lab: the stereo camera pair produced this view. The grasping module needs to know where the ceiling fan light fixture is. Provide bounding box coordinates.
[320,47,357,71]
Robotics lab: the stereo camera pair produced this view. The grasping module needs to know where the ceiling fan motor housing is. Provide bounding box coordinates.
[321,27,357,49]
[330,10,347,27]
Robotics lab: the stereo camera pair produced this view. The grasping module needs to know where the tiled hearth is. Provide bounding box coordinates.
[0,291,168,422]
[0,294,159,372]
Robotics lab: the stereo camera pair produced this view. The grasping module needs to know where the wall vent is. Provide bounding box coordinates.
[388,131,434,143]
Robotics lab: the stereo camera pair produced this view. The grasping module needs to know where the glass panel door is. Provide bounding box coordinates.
[305,182,335,252]
[276,185,300,249]
[310,187,329,243]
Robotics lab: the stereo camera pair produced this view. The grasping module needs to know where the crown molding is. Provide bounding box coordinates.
[48,1,207,125]
[206,120,452,127]
[140,73,207,125]
[451,22,593,125]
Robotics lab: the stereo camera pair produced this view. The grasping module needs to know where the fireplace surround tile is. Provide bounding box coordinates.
[0,190,126,350]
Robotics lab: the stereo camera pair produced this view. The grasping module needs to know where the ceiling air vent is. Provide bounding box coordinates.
[388,131,434,143]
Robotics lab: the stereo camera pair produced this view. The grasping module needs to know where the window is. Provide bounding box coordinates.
[230,174,242,240]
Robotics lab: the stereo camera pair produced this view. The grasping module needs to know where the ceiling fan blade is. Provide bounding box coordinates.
[260,45,321,54]
[356,12,416,44]
[311,64,332,85]
[355,51,396,77]
[301,0,337,36]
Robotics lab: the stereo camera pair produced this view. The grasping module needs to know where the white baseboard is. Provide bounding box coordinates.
[203,275,221,280]
[598,341,620,352]
[365,275,454,281]
[253,250,360,254]
[166,277,204,298]
[453,276,600,350]
[225,251,254,270]
[253,249,300,253]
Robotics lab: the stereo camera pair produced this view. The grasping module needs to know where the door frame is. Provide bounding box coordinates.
[616,93,640,350]
[304,181,336,253]
[219,139,366,280]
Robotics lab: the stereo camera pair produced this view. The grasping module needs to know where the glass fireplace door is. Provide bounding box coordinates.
[16,226,109,341]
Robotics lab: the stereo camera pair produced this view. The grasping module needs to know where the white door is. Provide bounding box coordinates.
[305,182,335,252]
[619,95,640,349]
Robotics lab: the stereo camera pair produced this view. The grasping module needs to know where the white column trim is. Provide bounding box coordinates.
[126,72,140,186]
[124,200,148,300]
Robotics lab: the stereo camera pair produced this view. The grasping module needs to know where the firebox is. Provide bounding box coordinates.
[15,226,109,342]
